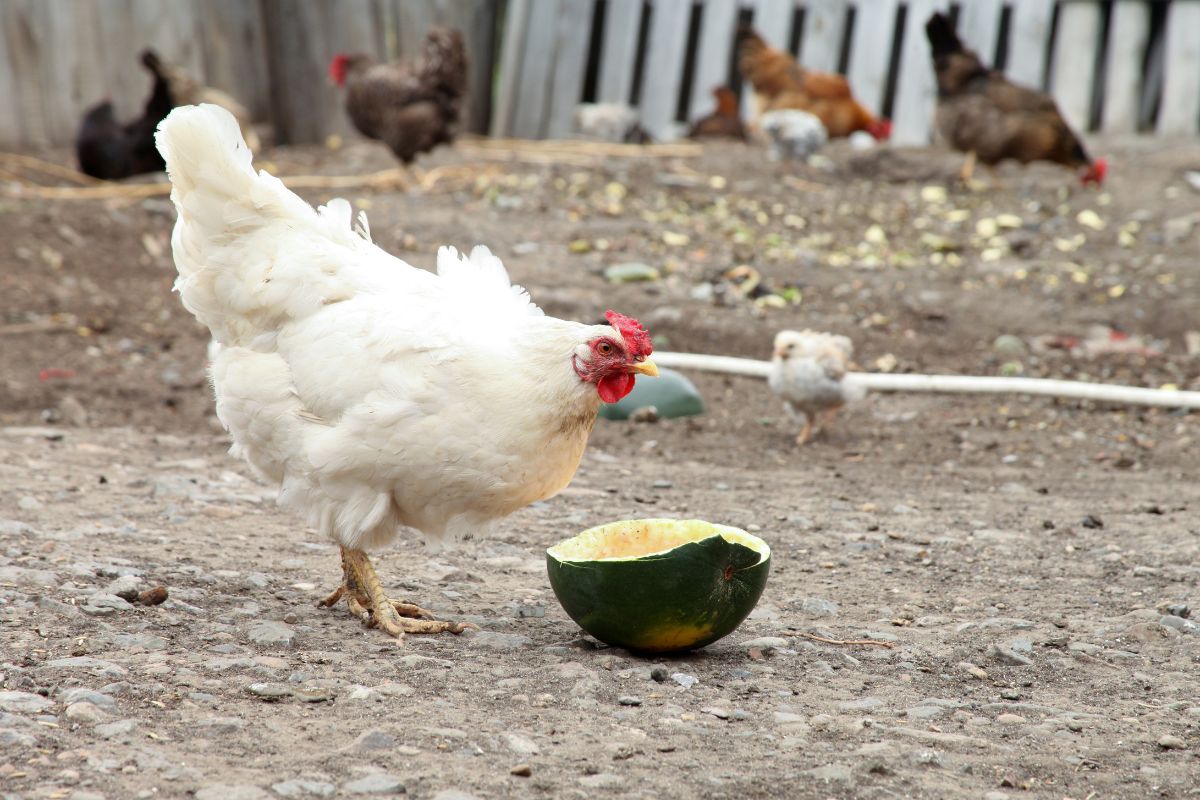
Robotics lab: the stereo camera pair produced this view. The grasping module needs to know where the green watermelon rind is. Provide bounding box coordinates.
[546,519,771,654]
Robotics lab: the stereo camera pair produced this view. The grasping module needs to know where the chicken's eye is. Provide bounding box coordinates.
[596,341,614,356]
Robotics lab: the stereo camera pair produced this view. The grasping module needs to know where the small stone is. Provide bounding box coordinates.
[1159,615,1200,636]
[800,597,839,617]
[0,691,54,714]
[343,773,406,795]
[906,705,946,720]
[579,773,623,790]
[509,764,532,777]
[430,791,481,800]
[1157,734,1186,750]
[650,668,669,683]
[349,729,396,751]
[247,620,296,647]
[670,672,698,689]
[248,682,292,701]
[292,686,332,703]
[94,719,138,739]
[617,695,643,706]
[468,631,532,650]
[195,785,271,800]
[604,262,660,283]
[270,779,336,798]
[58,689,117,711]
[64,702,105,723]
[990,644,1033,667]
[741,636,788,652]
[701,707,730,720]
[996,713,1026,725]
[501,733,539,755]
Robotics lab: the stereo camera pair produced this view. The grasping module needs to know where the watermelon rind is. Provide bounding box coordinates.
[547,519,771,653]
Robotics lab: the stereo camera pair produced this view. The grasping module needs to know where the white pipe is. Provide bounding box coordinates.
[652,351,1200,410]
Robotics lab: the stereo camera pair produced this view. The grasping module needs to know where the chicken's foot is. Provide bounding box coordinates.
[319,546,473,639]
[959,150,977,184]
[795,417,814,446]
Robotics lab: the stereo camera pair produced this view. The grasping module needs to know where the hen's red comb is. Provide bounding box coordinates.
[605,310,653,359]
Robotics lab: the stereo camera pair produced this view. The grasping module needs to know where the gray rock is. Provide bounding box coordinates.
[800,597,839,617]
[0,519,34,535]
[0,565,59,587]
[431,792,482,800]
[57,688,117,711]
[247,620,297,647]
[95,718,138,739]
[468,631,532,650]
[579,773,624,790]
[199,716,246,733]
[343,773,406,794]
[839,697,883,712]
[501,732,539,755]
[741,636,789,652]
[808,764,854,784]
[1157,734,1187,750]
[0,691,54,713]
[906,705,947,720]
[0,727,37,747]
[618,696,643,706]
[195,785,271,800]
[248,682,293,700]
[43,657,127,678]
[348,729,397,752]
[1159,615,1200,636]
[990,644,1033,667]
[64,701,106,723]
[271,779,336,798]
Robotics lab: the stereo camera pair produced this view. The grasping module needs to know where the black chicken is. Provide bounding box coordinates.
[76,51,174,180]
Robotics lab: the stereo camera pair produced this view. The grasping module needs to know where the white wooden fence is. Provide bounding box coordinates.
[1,0,1197,150]
[491,0,1200,144]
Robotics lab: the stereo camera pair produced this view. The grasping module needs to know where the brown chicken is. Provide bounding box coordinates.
[925,13,1105,185]
[737,26,890,141]
[329,28,467,165]
[688,86,748,141]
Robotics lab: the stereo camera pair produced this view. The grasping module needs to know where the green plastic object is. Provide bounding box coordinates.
[598,367,705,420]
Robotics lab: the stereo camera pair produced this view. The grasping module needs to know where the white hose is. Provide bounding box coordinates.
[651,351,1200,410]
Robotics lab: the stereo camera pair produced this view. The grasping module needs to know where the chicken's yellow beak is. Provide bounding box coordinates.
[629,359,659,377]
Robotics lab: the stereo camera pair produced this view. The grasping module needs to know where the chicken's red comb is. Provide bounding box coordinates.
[605,310,653,359]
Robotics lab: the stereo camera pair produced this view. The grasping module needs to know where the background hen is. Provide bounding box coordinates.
[155,104,657,640]
[738,26,890,141]
[75,51,173,180]
[330,28,467,164]
[688,87,747,141]
[769,330,863,445]
[925,13,1106,185]
[141,48,261,153]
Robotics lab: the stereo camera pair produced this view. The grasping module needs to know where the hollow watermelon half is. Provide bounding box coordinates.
[546,519,771,653]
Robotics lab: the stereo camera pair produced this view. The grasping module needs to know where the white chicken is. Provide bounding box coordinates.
[155,104,658,639]
[759,109,828,163]
[768,330,862,444]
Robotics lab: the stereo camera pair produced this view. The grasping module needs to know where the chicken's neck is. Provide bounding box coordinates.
[517,319,605,438]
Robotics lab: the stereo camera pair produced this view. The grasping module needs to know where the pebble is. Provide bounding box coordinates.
[618,696,643,706]
[671,672,698,689]
[906,705,946,720]
[701,707,730,720]
[990,644,1033,667]
[64,702,105,723]
[0,728,37,747]
[800,597,839,617]
[1159,615,1200,636]
[996,714,1026,725]
[579,773,624,790]
[500,732,539,755]
[43,657,127,678]
[343,773,406,794]
[0,691,54,714]
[347,728,397,752]
[247,620,297,647]
[509,764,532,777]
[195,785,271,800]
[740,636,788,652]
[468,631,532,650]
[247,682,293,701]
[1157,734,1186,750]
[431,791,481,800]
[94,719,137,739]
[270,779,336,798]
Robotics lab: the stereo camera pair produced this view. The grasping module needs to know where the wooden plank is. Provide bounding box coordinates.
[1158,0,1200,135]
[638,0,691,139]
[753,0,793,49]
[198,0,270,122]
[1006,0,1053,89]
[546,0,595,138]
[890,0,947,145]
[28,0,117,146]
[689,0,738,120]
[509,0,561,138]
[597,0,642,104]
[490,0,530,136]
[0,0,42,147]
[1049,2,1102,132]
[1101,0,1150,134]
[844,0,898,116]
[955,0,1002,65]
[798,0,846,72]
[261,0,384,145]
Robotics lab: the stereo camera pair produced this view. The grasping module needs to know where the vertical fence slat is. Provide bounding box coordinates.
[510,0,561,138]
[1157,0,1200,135]
[798,0,847,72]
[546,0,595,138]
[955,0,1003,64]
[891,0,947,145]
[1050,2,1102,131]
[0,0,43,147]
[1102,0,1150,134]
[198,0,270,122]
[1007,0,1053,89]
[639,0,690,138]
[597,0,642,104]
[688,0,738,120]
[845,0,898,116]
[491,0,530,136]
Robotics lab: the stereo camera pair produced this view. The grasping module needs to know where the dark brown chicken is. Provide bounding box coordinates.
[737,26,890,140]
[925,13,1105,185]
[688,86,748,141]
[329,28,467,164]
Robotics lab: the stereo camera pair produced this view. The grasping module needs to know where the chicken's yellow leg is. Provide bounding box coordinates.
[959,150,977,183]
[795,417,814,446]
[319,546,472,639]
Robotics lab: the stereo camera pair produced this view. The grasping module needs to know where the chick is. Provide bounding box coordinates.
[768,330,862,444]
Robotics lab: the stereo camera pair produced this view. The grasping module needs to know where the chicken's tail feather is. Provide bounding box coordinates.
[924,12,964,59]
[156,104,371,346]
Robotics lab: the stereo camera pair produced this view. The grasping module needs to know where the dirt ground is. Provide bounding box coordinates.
[2,134,1199,799]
